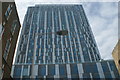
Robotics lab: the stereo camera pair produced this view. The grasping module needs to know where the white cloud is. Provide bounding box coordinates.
[95,16,118,59]
[15,2,27,25]
[99,2,118,18]
[89,16,108,35]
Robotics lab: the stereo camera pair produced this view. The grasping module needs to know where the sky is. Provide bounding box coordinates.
[14,0,119,60]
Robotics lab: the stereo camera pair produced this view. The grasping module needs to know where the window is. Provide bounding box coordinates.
[4,4,13,20]
[104,73,112,78]
[70,64,78,75]
[83,73,90,78]
[11,20,18,35]
[92,73,100,78]
[69,54,73,63]
[48,65,55,76]
[3,40,11,60]
[59,64,67,76]
[5,11,9,19]
[83,51,90,62]
[27,57,32,63]
[108,61,118,72]
[13,65,22,78]
[101,62,110,73]
[38,65,46,76]
[23,66,28,76]
[83,63,98,73]
[77,54,81,62]
[0,24,4,39]
[64,53,68,63]
[119,60,120,65]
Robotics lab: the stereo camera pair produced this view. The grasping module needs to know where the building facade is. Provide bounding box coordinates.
[12,5,120,79]
[0,0,21,79]
[112,39,120,74]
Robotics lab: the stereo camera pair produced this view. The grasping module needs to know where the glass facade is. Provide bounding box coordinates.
[12,5,120,79]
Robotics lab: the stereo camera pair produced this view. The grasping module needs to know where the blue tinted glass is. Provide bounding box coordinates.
[83,73,90,78]
[23,66,28,76]
[77,54,81,62]
[5,11,9,18]
[83,51,90,61]
[105,61,119,78]
[108,61,118,72]
[38,65,46,76]
[27,57,32,63]
[70,64,78,75]
[92,73,100,78]
[59,64,67,76]
[69,54,73,62]
[104,73,112,78]
[101,62,110,73]
[83,63,98,73]
[48,65,55,76]
[13,65,22,77]
[64,53,68,63]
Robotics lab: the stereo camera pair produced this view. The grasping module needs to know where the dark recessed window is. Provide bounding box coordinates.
[118,60,120,65]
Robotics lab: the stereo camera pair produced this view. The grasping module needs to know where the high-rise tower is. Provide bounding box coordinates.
[12,5,120,79]
[0,0,21,79]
